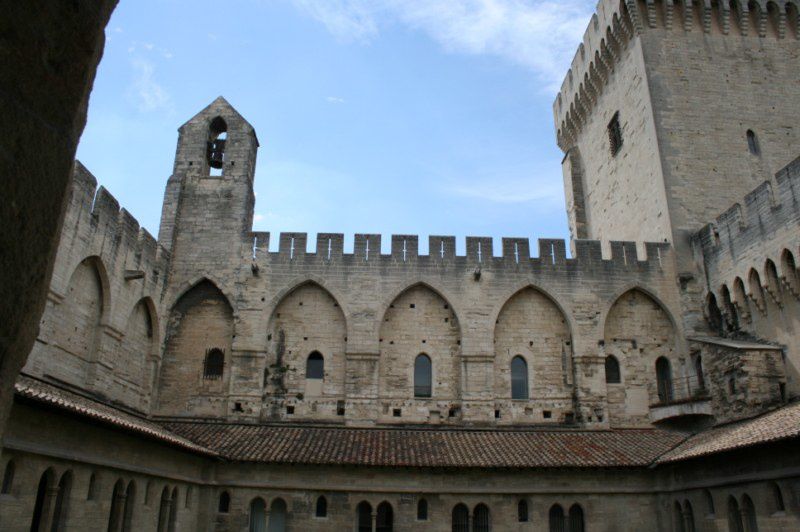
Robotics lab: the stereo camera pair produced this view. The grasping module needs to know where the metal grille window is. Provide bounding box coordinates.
[452,504,469,532]
[203,348,225,380]
[376,502,393,532]
[608,112,623,156]
[549,504,565,532]
[473,504,490,532]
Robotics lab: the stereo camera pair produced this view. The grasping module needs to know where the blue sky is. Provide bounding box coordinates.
[76,0,595,254]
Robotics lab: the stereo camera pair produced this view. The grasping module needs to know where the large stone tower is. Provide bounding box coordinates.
[158,97,259,276]
[555,0,800,268]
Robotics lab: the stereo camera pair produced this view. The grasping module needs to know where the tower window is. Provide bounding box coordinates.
[746,129,760,156]
[203,348,225,379]
[207,117,228,175]
[608,112,623,156]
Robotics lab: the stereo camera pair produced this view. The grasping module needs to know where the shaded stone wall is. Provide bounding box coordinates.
[2,400,799,532]
[694,158,800,396]
[0,0,118,445]
[23,164,170,413]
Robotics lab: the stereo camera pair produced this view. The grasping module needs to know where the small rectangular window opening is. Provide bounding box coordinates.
[393,408,402,417]
[608,112,623,156]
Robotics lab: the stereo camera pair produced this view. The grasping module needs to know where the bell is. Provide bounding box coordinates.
[207,138,226,169]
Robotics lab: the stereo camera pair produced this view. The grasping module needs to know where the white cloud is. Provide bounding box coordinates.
[254,213,265,222]
[291,0,378,42]
[287,0,594,91]
[326,96,346,104]
[130,58,171,112]
[444,177,562,204]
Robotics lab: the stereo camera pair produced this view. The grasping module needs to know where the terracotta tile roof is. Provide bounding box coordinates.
[657,402,800,464]
[163,422,686,468]
[14,375,218,457]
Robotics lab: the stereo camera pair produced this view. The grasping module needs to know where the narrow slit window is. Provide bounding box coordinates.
[414,354,432,398]
[608,112,623,156]
[747,129,760,156]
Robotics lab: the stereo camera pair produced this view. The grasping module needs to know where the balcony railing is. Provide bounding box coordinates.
[654,375,710,407]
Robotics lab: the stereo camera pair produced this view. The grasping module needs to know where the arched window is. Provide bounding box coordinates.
[684,500,695,532]
[748,269,765,311]
[770,482,786,513]
[1,460,14,494]
[728,496,744,532]
[306,352,324,380]
[674,501,686,532]
[315,495,327,518]
[656,357,673,404]
[52,471,73,532]
[694,354,706,391]
[781,250,799,293]
[518,499,529,522]
[168,487,179,532]
[706,292,723,333]
[746,129,760,156]
[473,503,490,532]
[417,498,428,520]
[452,503,469,532]
[157,487,171,532]
[568,504,584,532]
[605,355,621,384]
[87,473,97,500]
[121,480,136,532]
[703,489,715,516]
[108,479,126,532]
[511,356,529,400]
[203,348,225,379]
[549,504,565,532]
[207,116,228,176]
[357,501,372,532]
[721,285,739,330]
[376,501,393,532]
[741,494,758,532]
[249,498,266,532]
[414,354,432,398]
[30,469,54,532]
[733,277,748,317]
[218,491,230,513]
[269,498,287,532]
[765,260,781,301]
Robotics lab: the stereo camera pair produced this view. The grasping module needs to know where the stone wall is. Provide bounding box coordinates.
[2,399,799,532]
[23,163,170,413]
[694,157,800,396]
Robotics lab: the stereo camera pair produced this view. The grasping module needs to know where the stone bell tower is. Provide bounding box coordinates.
[158,97,259,274]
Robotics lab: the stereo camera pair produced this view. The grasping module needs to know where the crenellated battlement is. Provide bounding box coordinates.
[693,156,800,311]
[247,231,670,271]
[71,162,171,270]
[553,0,800,149]
[695,156,800,251]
